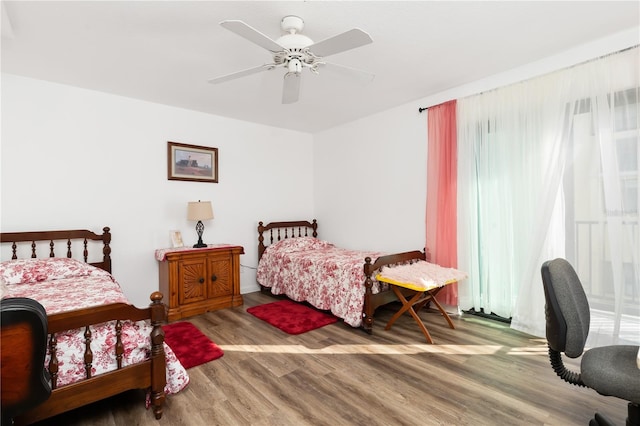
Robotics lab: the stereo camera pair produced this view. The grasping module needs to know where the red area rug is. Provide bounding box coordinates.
[247,299,338,334]
[162,321,223,369]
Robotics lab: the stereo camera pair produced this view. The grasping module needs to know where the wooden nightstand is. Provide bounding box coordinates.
[156,245,244,321]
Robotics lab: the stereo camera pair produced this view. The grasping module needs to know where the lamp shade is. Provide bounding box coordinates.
[187,201,214,221]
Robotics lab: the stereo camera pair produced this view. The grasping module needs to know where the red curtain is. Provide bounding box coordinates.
[426,100,458,305]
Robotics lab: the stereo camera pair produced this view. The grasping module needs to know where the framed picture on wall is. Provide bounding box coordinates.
[170,230,184,248]
[167,141,218,183]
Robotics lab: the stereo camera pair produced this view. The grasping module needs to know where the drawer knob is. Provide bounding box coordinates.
[211,274,217,282]
[199,277,205,284]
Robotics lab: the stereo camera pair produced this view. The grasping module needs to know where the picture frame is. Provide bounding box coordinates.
[170,230,184,248]
[167,141,218,183]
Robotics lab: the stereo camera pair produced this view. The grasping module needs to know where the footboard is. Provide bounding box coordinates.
[15,292,167,425]
[1,227,168,424]
[362,250,427,334]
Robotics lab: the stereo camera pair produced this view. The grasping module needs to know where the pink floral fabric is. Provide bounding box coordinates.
[376,260,467,291]
[256,238,386,327]
[1,258,189,395]
[264,237,334,253]
[0,258,104,285]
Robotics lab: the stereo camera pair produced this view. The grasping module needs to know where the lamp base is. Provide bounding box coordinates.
[193,220,207,248]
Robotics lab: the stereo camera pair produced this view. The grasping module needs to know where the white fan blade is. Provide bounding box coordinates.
[282,73,301,104]
[220,20,285,53]
[307,28,373,58]
[208,64,272,84]
[318,62,375,83]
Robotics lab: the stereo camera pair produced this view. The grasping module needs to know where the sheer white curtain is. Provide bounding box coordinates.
[457,47,639,345]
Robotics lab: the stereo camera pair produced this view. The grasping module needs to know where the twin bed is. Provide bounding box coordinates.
[0,220,461,423]
[256,219,464,336]
[0,227,189,424]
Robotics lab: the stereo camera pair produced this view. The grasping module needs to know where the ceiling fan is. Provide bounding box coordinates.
[208,15,374,104]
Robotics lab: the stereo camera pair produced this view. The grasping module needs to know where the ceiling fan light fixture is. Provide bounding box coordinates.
[287,58,302,73]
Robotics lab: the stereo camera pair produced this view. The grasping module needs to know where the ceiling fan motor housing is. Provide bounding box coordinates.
[272,18,315,73]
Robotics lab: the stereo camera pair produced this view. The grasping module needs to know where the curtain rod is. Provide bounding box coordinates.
[416,44,638,115]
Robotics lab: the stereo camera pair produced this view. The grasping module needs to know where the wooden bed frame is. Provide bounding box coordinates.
[257,220,427,334]
[0,227,167,424]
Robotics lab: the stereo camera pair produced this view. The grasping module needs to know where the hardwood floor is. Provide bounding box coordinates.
[32,291,629,426]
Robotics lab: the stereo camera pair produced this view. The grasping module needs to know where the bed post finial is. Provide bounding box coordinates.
[102,227,112,272]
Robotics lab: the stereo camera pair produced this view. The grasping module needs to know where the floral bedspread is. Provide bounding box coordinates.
[256,237,386,327]
[0,258,189,394]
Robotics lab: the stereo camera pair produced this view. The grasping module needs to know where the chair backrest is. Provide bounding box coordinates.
[1,297,51,421]
[541,258,591,358]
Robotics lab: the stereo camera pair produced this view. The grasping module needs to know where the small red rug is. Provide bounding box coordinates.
[162,321,223,369]
[247,299,338,334]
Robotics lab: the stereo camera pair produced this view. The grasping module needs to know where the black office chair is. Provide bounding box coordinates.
[1,297,52,425]
[541,258,640,426]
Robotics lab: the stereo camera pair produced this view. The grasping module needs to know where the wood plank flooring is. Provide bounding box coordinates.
[32,291,629,426]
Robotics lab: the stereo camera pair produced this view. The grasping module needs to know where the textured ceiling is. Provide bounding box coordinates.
[2,1,639,133]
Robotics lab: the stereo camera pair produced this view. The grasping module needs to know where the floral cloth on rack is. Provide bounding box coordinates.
[376,260,467,292]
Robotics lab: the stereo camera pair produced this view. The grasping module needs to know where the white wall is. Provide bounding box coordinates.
[312,27,639,256]
[0,74,314,306]
[313,104,427,253]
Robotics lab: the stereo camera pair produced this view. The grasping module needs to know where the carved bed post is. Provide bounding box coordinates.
[102,227,112,273]
[148,291,166,420]
[257,222,266,261]
[257,222,268,293]
[362,257,375,334]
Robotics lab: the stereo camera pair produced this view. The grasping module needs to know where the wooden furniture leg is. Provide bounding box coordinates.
[425,288,456,330]
[384,285,456,344]
[385,286,434,343]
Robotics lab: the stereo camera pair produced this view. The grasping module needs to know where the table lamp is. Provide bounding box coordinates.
[187,200,214,248]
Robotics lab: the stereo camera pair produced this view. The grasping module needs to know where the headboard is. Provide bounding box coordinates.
[0,227,112,273]
[257,220,318,260]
